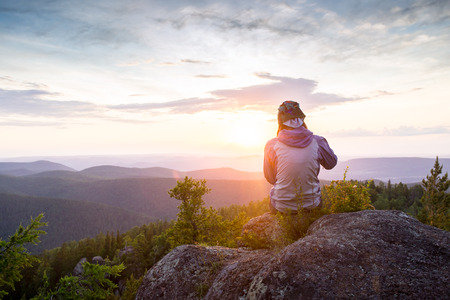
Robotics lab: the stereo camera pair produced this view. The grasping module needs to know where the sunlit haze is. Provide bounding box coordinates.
[1,0,449,169]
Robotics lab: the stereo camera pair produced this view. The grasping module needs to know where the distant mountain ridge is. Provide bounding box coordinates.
[78,166,264,180]
[25,166,264,181]
[0,160,74,176]
[1,157,447,183]
[320,157,450,183]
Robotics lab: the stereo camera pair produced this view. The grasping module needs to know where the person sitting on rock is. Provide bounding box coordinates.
[264,100,338,214]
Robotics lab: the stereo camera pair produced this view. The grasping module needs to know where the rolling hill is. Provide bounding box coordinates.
[320,157,450,183]
[0,160,74,176]
[1,156,448,183]
[38,165,264,180]
[1,156,447,254]
[0,175,272,220]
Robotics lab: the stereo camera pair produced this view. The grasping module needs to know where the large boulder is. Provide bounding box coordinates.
[135,245,272,300]
[72,256,105,276]
[239,212,284,248]
[72,257,87,276]
[136,210,450,299]
[91,255,105,265]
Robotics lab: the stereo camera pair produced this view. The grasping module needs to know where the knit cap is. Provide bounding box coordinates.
[277,101,306,125]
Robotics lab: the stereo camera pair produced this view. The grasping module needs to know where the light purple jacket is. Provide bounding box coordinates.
[264,127,337,212]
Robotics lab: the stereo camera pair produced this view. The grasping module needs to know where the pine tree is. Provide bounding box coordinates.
[102,232,111,259]
[166,177,211,246]
[419,156,450,230]
[0,214,47,298]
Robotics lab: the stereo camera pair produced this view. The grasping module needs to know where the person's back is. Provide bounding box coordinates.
[264,101,337,213]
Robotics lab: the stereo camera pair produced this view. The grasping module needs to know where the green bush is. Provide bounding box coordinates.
[276,168,374,246]
[32,261,125,299]
[122,274,143,300]
[275,207,324,246]
[322,168,374,214]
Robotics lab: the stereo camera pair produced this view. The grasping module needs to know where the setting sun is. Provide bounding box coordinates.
[231,125,264,147]
[226,113,272,148]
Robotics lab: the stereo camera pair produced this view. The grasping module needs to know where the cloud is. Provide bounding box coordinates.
[0,119,65,127]
[158,59,211,67]
[110,73,356,114]
[384,126,450,136]
[117,59,155,67]
[181,59,210,64]
[0,88,101,117]
[3,0,448,70]
[328,128,378,137]
[330,126,450,137]
[361,88,423,101]
[156,4,313,38]
[0,76,49,90]
[210,73,356,111]
[109,97,226,114]
[194,74,227,78]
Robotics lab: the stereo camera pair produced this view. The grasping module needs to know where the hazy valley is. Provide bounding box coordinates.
[0,156,448,252]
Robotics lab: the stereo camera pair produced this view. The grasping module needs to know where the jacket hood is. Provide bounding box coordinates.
[278,126,314,148]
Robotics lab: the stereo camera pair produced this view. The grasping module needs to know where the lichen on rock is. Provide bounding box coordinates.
[136,210,450,300]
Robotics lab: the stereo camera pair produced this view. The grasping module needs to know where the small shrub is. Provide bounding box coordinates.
[276,207,324,245]
[276,168,374,246]
[196,282,210,298]
[322,168,374,214]
[238,229,273,249]
[122,274,143,300]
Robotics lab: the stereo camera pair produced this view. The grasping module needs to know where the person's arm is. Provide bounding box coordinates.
[264,139,278,185]
[315,136,338,170]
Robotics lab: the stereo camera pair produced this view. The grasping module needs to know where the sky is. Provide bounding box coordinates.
[1,0,450,167]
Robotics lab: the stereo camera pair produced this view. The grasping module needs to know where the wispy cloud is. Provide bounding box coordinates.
[3,0,448,69]
[158,59,211,67]
[181,59,210,64]
[109,97,226,114]
[157,9,310,37]
[0,88,101,118]
[0,76,49,90]
[0,119,65,127]
[330,126,450,137]
[384,126,450,136]
[210,73,356,112]
[117,59,155,67]
[110,73,357,114]
[194,74,227,79]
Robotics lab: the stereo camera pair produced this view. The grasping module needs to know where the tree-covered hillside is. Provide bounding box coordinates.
[0,193,153,253]
[0,175,271,219]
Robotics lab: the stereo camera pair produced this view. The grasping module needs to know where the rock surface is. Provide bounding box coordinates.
[73,257,87,276]
[136,210,450,300]
[135,244,272,300]
[239,212,284,248]
[91,255,105,265]
[72,256,105,276]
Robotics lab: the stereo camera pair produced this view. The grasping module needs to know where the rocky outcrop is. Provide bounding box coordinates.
[91,255,105,265]
[135,245,273,299]
[72,256,105,276]
[239,212,284,248]
[136,210,450,299]
[73,257,87,276]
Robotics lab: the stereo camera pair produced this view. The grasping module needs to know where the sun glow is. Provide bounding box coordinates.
[227,114,271,148]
